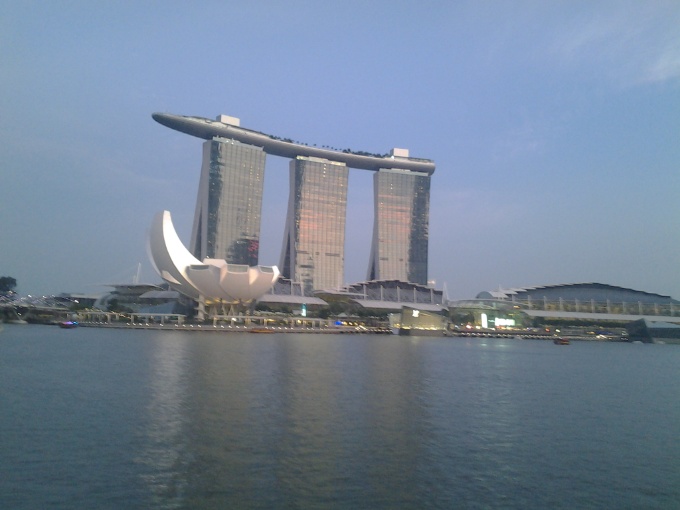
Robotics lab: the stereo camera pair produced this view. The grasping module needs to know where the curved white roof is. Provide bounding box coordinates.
[147,211,279,303]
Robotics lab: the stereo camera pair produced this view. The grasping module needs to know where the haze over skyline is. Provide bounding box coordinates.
[1,1,679,300]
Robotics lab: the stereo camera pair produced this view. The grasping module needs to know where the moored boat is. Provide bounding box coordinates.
[553,337,569,345]
[58,321,79,329]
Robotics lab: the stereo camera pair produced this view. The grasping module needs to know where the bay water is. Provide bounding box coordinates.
[1,325,679,509]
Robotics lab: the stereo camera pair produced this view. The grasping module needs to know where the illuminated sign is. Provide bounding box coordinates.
[495,318,516,327]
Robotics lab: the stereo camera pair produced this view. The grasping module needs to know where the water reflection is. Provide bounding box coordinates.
[138,333,192,508]
[138,334,547,508]
[134,334,680,509]
[137,334,437,508]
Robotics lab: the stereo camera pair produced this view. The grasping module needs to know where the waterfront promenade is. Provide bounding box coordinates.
[78,321,391,334]
[77,311,392,334]
[76,317,577,340]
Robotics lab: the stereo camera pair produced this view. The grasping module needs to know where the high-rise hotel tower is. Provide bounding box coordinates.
[281,157,349,293]
[190,134,265,265]
[152,113,435,289]
[369,161,430,284]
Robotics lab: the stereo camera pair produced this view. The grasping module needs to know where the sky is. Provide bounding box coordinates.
[1,0,679,301]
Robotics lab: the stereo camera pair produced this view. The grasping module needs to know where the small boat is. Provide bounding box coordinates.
[249,328,275,333]
[553,337,570,345]
[58,321,79,329]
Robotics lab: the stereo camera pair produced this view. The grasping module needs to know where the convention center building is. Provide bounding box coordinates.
[450,283,680,330]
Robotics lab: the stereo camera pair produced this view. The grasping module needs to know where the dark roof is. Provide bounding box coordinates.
[478,283,675,301]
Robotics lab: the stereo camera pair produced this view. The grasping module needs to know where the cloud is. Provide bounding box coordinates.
[547,2,680,86]
[645,39,680,84]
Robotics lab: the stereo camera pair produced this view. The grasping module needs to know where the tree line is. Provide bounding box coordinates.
[0,276,17,294]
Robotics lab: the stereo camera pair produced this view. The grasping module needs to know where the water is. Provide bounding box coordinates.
[1,325,679,509]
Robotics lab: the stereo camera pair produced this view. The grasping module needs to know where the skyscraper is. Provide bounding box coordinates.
[153,112,435,289]
[190,137,266,265]
[368,168,431,285]
[280,157,348,293]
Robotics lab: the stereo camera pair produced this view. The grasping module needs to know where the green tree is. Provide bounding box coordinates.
[0,276,17,294]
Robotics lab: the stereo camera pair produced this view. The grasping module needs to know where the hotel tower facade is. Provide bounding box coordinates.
[368,167,430,284]
[281,157,349,294]
[153,113,435,290]
[190,136,265,265]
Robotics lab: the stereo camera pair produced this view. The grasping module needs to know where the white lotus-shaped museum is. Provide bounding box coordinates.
[148,211,279,304]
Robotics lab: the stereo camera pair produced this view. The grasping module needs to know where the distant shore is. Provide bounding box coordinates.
[77,321,392,335]
[73,321,624,341]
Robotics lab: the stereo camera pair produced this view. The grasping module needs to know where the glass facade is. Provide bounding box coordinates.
[190,137,265,265]
[368,169,430,284]
[280,157,348,294]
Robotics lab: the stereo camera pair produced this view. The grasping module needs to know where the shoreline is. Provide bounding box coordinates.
[77,322,392,334]
[74,321,621,341]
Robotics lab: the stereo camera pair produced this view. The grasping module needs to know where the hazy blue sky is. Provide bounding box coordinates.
[1,1,679,300]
